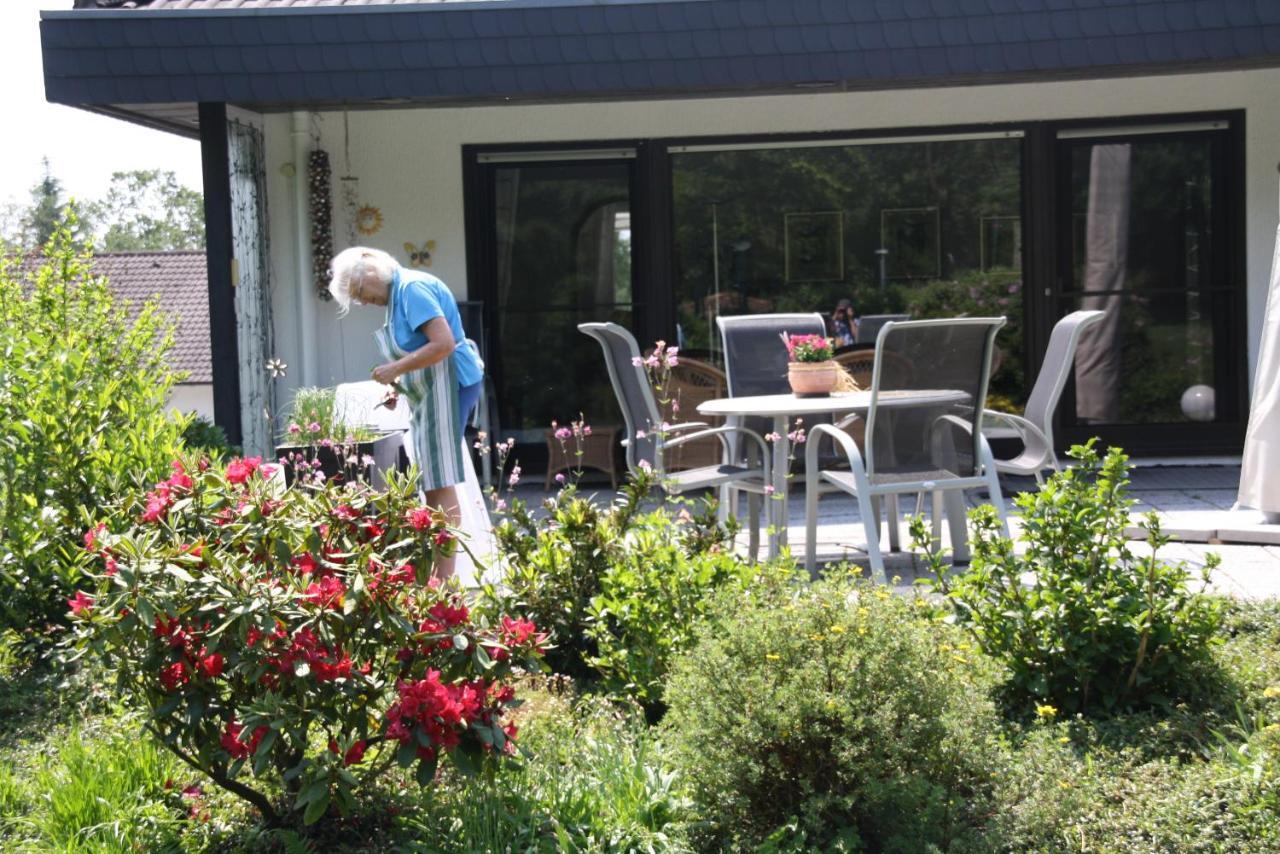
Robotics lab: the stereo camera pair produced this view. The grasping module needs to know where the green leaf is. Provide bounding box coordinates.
[396,740,417,768]
[302,790,330,825]
[295,777,329,809]
[415,751,438,786]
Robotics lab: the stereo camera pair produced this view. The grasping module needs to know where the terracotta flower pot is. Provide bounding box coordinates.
[788,361,839,397]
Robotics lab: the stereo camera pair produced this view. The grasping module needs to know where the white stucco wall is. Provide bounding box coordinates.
[169,383,214,422]
[260,67,1280,410]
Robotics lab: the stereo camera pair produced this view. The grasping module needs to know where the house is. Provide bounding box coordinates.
[17,249,214,420]
[40,0,1280,461]
[94,251,215,421]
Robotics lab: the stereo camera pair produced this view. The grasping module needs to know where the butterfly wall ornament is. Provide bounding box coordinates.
[405,240,436,268]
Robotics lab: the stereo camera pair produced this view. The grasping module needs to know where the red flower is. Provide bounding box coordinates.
[198,653,225,679]
[67,590,94,617]
[328,739,367,766]
[434,530,455,549]
[500,616,543,650]
[362,520,386,541]
[502,723,519,755]
[311,652,352,682]
[246,626,263,647]
[166,460,193,492]
[225,456,262,485]
[140,484,173,523]
[83,523,107,552]
[302,575,346,610]
[290,553,319,576]
[405,507,433,531]
[220,721,268,760]
[103,556,118,576]
[332,505,360,522]
[159,661,190,691]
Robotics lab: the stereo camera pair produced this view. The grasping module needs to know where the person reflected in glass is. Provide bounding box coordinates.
[831,298,858,347]
[328,246,485,582]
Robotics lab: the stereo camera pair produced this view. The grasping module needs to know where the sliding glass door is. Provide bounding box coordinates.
[478,157,636,445]
[1054,124,1244,450]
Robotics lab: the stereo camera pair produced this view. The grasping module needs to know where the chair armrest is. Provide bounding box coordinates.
[662,421,711,433]
[981,410,1038,440]
[660,424,770,468]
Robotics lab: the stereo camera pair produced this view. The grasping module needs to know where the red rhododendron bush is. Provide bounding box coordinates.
[64,454,546,826]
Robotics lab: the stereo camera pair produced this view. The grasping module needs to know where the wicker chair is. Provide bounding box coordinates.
[663,357,728,471]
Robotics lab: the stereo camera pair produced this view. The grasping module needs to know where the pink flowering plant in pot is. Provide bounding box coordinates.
[64,453,546,827]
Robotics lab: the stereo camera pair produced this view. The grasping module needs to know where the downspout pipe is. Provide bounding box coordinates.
[292,111,318,388]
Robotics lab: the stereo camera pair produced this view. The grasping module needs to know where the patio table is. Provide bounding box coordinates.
[698,389,970,559]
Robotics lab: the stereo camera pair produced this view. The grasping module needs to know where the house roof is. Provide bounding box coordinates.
[18,251,213,383]
[43,0,1280,135]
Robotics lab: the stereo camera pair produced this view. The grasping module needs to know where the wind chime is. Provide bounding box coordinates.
[307,113,334,301]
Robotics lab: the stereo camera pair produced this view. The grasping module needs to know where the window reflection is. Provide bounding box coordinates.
[671,138,1026,409]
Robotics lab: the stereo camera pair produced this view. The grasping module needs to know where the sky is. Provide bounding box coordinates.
[1,0,204,211]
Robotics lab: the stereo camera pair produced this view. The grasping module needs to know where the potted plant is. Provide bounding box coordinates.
[275,386,407,487]
[782,332,840,396]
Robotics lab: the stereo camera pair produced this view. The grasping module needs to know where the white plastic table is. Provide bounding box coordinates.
[698,390,970,558]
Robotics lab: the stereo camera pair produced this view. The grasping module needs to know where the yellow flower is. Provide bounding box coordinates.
[1058,780,1072,790]
[766,654,781,661]
[938,643,952,653]
[829,625,846,634]
[1264,685,1280,699]
[1058,736,1071,744]
[810,634,825,642]
[1036,704,1058,720]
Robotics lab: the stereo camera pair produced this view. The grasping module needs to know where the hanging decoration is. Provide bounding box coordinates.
[307,148,334,301]
[356,205,385,236]
[404,240,436,268]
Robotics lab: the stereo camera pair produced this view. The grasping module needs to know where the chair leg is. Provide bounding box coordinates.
[886,495,902,552]
[805,471,820,579]
[931,490,945,552]
[944,489,970,563]
[861,496,887,585]
[747,492,761,565]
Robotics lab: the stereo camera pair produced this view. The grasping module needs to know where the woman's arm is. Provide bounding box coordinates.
[372,317,455,384]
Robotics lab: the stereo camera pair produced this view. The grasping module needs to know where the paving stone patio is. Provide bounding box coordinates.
[510,462,1280,600]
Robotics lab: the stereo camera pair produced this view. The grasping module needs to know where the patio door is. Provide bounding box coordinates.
[1053,122,1245,452]
[470,152,638,449]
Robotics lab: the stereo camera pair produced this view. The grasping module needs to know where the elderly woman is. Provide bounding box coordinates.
[328,246,484,581]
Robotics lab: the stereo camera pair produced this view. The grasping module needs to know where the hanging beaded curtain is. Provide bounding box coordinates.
[228,118,277,458]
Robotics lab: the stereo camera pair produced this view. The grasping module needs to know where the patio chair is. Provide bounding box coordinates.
[579,322,772,559]
[984,310,1106,483]
[804,318,1010,582]
[854,313,911,345]
[716,312,828,445]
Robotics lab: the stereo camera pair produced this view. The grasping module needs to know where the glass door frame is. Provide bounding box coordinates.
[1045,111,1247,455]
[463,110,1247,459]
[462,141,657,463]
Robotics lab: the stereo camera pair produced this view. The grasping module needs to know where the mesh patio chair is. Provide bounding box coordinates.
[579,322,772,559]
[716,312,828,454]
[983,310,1106,483]
[854,313,912,345]
[804,318,1010,582]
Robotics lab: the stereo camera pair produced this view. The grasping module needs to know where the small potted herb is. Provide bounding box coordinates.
[275,386,406,487]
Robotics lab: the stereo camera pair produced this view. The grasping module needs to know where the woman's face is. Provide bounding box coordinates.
[351,269,389,307]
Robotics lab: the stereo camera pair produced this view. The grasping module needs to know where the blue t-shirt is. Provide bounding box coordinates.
[390,268,484,388]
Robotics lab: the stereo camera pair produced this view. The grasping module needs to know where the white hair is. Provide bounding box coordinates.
[328,246,397,316]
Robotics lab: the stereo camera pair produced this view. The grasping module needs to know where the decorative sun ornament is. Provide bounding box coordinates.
[404,240,436,268]
[355,205,384,236]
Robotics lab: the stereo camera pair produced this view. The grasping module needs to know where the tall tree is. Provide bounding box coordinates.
[88,169,205,251]
[21,157,68,249]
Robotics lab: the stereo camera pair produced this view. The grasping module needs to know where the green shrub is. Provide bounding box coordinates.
[661,571,1002,850]
[181,415,238,459]
[482,472,743,688]
[925,441,1225,715]
[0,215,189,640]
[64,455,545,827]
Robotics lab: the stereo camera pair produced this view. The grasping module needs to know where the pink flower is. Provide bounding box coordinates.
[83,523,107,552]
[302,575,346,610]
[555,473,566,485]
[508,465,521,488]
[225,456,262,485]
[763,485,776,495]
[288,422,302,435]
[554,427,572,441]
[68,590,94,617]
[307,421,322,434]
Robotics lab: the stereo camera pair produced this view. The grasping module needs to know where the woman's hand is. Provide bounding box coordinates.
[371,362,400,385]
